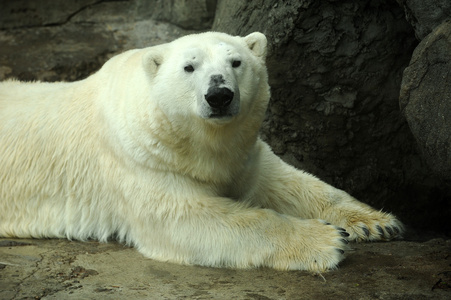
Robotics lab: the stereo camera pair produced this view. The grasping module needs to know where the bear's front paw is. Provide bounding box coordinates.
[346,211,404,242]
[323,199,404,242]
[269,219,350,272]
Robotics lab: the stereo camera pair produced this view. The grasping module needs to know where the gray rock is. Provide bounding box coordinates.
[0,1,194,82]
[396,0,451,40]
[400,21,451,179]
[0,0,99,29]
[0,23,116,82]
[137,0,217,30]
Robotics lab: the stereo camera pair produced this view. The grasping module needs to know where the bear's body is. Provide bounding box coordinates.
[0,32,403,272]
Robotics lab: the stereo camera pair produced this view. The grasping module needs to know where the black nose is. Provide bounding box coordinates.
[205,87,234,109]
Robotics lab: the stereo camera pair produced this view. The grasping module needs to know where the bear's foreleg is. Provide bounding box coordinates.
[250,140,404,242]
[129,195,348,272]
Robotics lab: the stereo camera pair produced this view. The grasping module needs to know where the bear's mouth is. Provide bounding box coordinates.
[209,110,233,119]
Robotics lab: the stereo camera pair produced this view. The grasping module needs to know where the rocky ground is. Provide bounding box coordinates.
[1,232,450,299]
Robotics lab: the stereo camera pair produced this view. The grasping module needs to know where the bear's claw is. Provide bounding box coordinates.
[361,226,370,237]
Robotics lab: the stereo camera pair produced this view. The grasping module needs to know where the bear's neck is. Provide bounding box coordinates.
[159,114,262,185]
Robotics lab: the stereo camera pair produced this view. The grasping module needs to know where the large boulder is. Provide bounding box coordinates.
[400,21,451,179]
[396,0,451,40]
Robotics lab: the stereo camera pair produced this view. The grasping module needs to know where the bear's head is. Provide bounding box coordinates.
[142,32,269,126]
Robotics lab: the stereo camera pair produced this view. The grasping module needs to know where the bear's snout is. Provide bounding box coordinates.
[205,87,234,109]
[209,75,226,86]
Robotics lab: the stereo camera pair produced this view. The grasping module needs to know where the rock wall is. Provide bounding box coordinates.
[137,0,217,30]
[0,0,201,81]
[213,0,451,234]
[0,0,449,234]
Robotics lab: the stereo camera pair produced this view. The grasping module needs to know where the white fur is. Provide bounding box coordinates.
[0,32,403,272]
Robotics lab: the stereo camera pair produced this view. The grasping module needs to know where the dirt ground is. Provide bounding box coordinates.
[0,230,450,300]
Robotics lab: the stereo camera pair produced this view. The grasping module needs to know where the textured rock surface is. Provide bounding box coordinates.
[400,21,451,179]
[0,0,195,82]
[1,237,450,299]
[213,0,451,233]
[138,0,217,30]
[0,0,100,29]
[396,0,451,40]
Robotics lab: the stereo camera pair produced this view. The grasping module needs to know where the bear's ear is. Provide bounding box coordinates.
[142,47,165,76]
[243,32,267,58]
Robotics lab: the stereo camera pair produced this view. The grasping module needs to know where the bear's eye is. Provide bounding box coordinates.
[184,65,195,73]
[232,60,241,68]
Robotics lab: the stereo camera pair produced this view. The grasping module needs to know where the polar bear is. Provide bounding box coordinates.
[0,32,403,272]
